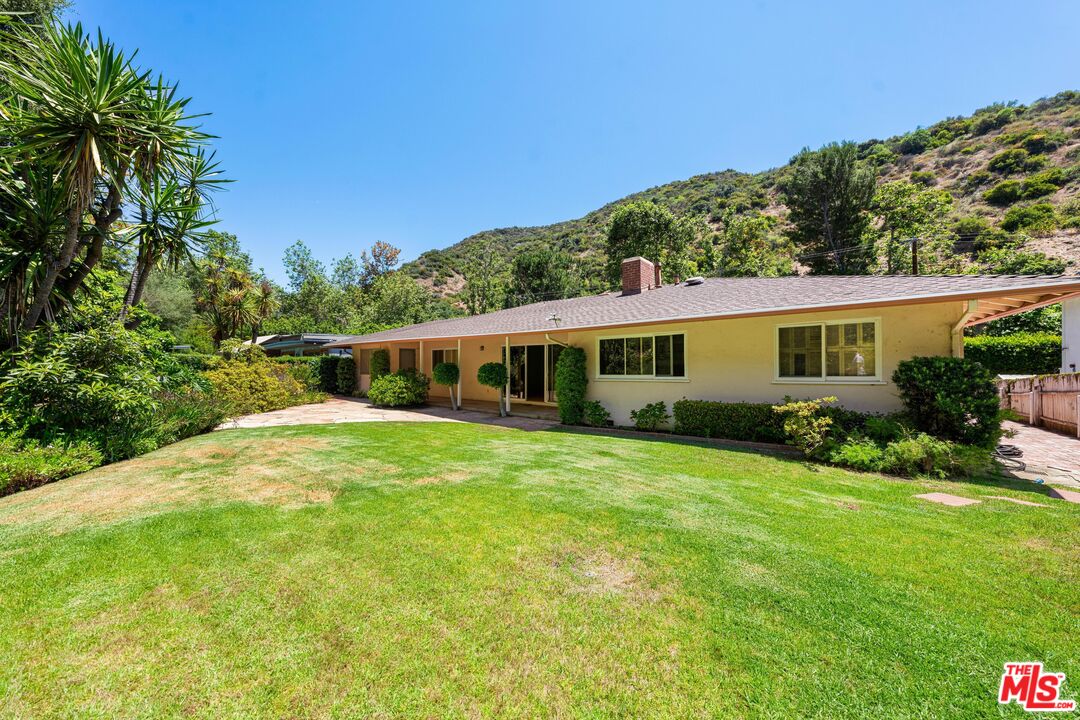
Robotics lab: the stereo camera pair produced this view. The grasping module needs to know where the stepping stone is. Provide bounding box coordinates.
[914,492,980,507]
[1048,487,1080,505]
[986,495,1047,507]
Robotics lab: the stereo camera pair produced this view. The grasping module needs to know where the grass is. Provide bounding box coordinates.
[0,421,1076,719]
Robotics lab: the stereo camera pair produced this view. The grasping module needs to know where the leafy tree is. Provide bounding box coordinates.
[504,248,579,307]
[0,22,210,334]
[711,211,793,277]
[872,181,953,274]
[477,362,509,417]
[359,241,401,287]
[432,362,460,410]
[462,247,507,315]
[193,250,259,348]
[783,142,876,274]
[604,201,694,285]
[359,272,438,329]
[282,240,326,292]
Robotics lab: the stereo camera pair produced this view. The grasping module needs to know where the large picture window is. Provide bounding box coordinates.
[777,319,880,381]
[431,348,458,368]
[598,333,685,378]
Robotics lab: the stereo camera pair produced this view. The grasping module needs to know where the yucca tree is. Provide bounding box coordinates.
[0,22,206,330]
[250,280,279,344]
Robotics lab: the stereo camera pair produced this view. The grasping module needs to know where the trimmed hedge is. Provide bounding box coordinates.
[318,355,342,393]
[673,398,871,444]
[673,399,787,443]
[964,332,1061,375]
[554,346,587,425]
[336,357,356,395]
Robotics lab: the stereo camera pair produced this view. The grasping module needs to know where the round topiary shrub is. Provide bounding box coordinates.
[477,361,509,417]
[891,356,1000,448]
[432,362,460,410]
[336,356,356,395]
[370,349,390,380]
[368,368,430,407]
[554,346,587,425]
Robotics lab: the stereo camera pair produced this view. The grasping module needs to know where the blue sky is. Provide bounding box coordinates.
[73,0,1079,282]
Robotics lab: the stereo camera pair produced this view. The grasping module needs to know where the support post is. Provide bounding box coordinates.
[504,336,511,415]
[456,338,462,411]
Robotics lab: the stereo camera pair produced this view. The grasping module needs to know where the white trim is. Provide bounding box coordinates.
[595,331,688,380]
[773,317,883,383]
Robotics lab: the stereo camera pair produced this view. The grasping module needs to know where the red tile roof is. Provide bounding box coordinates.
[328,274,1080,345]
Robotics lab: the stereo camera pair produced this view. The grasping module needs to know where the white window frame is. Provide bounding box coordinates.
[595,331,689,381]
[773,317,883,384]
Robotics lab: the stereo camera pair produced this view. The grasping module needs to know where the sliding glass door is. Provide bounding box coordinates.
[502,343,561,404]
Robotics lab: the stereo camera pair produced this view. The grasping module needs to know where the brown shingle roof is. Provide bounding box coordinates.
[328,274,1080,345]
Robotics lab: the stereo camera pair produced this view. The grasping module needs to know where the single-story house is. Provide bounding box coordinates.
[326,257,1080,424]
[248,333,354,357]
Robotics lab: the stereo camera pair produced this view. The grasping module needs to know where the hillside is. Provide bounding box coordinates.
[404,92,1080,297]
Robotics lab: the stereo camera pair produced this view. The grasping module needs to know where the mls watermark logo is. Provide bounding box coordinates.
[999,662,1076,712]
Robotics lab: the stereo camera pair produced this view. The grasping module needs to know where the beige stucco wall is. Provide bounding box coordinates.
[351,300,965,425]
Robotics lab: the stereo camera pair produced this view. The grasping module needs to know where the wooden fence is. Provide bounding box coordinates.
[998,373,1080,437]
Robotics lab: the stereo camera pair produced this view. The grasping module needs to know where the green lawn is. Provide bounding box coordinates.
[0,422,1076,719]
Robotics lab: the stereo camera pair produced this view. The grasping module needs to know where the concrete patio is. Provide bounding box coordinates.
[217,396,558,432]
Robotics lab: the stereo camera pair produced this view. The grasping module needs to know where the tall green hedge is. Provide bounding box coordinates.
[336,357,356,395]
[554,346,588,424]
[370,349,391,380]
[892,356,1000,447]
[318,355,342,393]
[964,332,1061,375]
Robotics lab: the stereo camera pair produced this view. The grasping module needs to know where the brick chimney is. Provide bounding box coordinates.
[621,257,656,295]
[654,262,662,288]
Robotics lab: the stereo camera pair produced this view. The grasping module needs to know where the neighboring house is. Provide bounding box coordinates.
[248,333,354,357]
[327,257,1080,425]
[1064,297,1080,373]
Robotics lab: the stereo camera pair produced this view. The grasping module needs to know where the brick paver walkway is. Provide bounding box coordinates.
[1001,420,1080,487]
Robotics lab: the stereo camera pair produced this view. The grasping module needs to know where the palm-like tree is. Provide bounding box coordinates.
[250,280,279,344]
[0,23,207,331]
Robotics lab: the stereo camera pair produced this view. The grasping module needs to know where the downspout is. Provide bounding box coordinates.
[951,299,979,358]
[544,333,568,347]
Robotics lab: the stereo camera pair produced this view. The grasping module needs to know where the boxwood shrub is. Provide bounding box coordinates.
[964,333,1061,375]
[368,368,429,407]
[672,399,787,443]
[892,356,1000,447]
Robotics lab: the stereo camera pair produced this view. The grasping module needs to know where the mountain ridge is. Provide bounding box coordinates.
[403,92,1080,296]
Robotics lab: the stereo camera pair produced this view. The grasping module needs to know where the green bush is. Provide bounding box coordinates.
[881,433,955,478]
[553,346,588,425]
[828,437,886,472]
[582,400,611,427]
[205,359,324,417]
[368,368,430,407]
[370,349,391,380]
[1020,181,1058,200]
[1021,131,1068,154]
[336,357,356,395]
[0,322,175,461]
[630,401,670,431]
[909,170,936,186]
[987,148,1045,174]
[772,396,837,457]
[318,355,342,393]
[0,435,102,497]
[151,387,229,445]
[672,399,787,443]
[964,333,1061,375]
[977,248,1066,274]
[1001,203,1057,233]
[982,180,1023,206]
[173,353,223,372]
[892,357,1000,447]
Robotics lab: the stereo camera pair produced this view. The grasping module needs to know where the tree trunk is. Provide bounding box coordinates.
[23,203,84,329]
[498,388,506,417]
